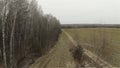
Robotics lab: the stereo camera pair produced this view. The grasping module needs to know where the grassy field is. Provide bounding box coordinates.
[64,28,120,67]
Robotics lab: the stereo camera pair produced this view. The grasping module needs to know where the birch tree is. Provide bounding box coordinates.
[0,0,61,67]
[1,0,9,68]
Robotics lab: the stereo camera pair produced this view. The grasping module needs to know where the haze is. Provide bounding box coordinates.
[37,0,120,24]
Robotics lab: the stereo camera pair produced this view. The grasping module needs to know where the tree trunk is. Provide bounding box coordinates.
[1,0,8,68]
[10,12,17,68]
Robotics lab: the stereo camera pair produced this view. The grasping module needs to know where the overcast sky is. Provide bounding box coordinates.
[37,0,120,24]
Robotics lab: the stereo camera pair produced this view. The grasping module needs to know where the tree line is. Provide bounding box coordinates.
[0,0,61,68]
[61,24,120,28]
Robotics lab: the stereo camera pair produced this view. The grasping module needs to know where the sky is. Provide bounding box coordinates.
[37,0,120,24]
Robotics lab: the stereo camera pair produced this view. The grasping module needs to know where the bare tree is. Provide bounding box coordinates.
[0,0,61,68]
[9,8,18,68]
[1,0,9,68]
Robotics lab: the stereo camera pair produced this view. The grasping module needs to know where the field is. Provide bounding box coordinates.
[64,28,120,67]
[29,28,120,67]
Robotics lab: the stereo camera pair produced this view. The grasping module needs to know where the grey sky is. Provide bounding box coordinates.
[37,0,120,24]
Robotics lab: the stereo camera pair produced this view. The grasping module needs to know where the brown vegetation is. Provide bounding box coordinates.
[65,28,119,66]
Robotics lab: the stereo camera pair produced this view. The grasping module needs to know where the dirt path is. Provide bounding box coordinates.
[63,30,113,68]
[29,29,113,68]
[29,31,76,68]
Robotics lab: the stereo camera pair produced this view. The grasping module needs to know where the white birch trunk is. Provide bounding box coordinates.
[1,0,8,68]
[10,12,17,68]
[1,0,10,68]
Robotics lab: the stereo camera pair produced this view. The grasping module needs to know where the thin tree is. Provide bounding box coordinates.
[9,9,17,68]
[1,0,9,68]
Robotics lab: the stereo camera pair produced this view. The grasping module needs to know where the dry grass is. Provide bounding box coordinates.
[29,32,76,68]
[64,28,120,67]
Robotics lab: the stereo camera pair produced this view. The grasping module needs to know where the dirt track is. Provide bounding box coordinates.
[29,30,113,68]
[29,31,76,68]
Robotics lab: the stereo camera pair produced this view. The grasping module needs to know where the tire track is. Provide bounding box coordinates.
[63,29,113,68]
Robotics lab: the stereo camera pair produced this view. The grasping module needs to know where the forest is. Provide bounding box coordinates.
[61,24,120,28]
[0,0,61,68]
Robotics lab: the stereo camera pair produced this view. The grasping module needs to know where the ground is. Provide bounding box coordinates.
[64,28,120,67]
[29,28,117,68]
[29,31,76,68]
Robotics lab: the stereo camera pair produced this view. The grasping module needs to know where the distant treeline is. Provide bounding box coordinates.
[0,0,61,68]
[61,24,120,28]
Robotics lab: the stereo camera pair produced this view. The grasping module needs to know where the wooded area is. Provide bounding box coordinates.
[61,24,120,28]
[0,0,61,68]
